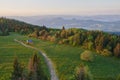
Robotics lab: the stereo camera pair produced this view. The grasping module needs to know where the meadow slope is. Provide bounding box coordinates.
[22,37,120,80]
[0,33,50,80]
[0,33,120,80]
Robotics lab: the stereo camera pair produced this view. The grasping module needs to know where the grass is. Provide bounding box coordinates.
[21,37,120,80]
[0,33,50,80]
[1,33,120,80]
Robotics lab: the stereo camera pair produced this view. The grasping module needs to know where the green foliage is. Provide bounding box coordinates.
[62,39,69,44]
[116,74,120,80]
[19,36,120,80]
[101,49,112,56]
[68,36,74,45]
[73,33,80,46]
[11,57,25,80]
[0,18,47,36]
[87,41,94,50]
[0,19,9,36]
[31,26,120,58]
[81,51,94,62]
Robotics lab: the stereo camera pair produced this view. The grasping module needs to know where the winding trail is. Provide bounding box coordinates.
[14,39,59,80]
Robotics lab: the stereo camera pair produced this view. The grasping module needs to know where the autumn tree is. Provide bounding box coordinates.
[114,43,120,57]
[75,64,93,80]
[60,30,66,38]
[28,53,46,80]
[73,33,80,46]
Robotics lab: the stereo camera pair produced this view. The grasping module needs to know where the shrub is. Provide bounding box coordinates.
[50,36,56,42]
[80,50,94,62]
[62,39,69,44]
[101,49,112,56]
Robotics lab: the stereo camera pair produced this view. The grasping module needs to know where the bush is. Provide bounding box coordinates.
[62,39,69,44]
[50,36,56,42]
[80,51,94,62]
[101,49,112,56]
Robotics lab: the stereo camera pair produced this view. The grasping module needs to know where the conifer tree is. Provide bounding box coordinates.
[11,57,24,80]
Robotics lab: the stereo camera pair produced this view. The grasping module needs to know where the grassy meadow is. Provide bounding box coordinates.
[0,33,50,80]
[23,37,120,80]
[0,33,120,80]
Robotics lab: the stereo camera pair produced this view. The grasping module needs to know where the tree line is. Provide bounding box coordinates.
[29,26,120,58]
[0,17,47,36]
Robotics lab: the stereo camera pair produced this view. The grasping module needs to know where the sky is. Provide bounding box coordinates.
[0,0,120,16]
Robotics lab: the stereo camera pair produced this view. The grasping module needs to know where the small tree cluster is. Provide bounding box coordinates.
[11,54,47,80]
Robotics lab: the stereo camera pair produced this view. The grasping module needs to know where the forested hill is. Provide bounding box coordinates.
[0,17,47,36]
[0,18,120,58]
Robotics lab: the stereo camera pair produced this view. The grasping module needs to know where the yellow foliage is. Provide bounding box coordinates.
[80,51,94,62]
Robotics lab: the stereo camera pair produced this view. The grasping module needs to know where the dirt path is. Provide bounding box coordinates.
[14,39,59,80]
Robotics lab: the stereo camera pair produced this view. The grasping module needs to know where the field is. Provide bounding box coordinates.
[23,37,120,80]
[0,33,50,80]
[0,33,120,80]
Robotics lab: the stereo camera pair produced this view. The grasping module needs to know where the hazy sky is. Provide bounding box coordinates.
[0,0,120,16]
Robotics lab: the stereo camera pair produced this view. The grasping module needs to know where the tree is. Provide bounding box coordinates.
[0,20,9,36]
[55,31,60,38]
[73,33,80,46]
[28,53,46,80]
[114,43,120,57]
[11,57,25,80]
[75,64,93,80]
[62,26,65,30]
[60,30,66,38]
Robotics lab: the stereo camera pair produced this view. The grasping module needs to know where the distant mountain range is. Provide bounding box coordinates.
[5,15,120,32]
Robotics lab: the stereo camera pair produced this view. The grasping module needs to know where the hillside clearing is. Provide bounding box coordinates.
[14,39,59,80]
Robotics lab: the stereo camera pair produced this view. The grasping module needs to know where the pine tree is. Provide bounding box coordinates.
[62,26,65,30]
[11,57,24,80]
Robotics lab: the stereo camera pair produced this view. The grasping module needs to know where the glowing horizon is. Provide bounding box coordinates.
[0,0,120,16]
